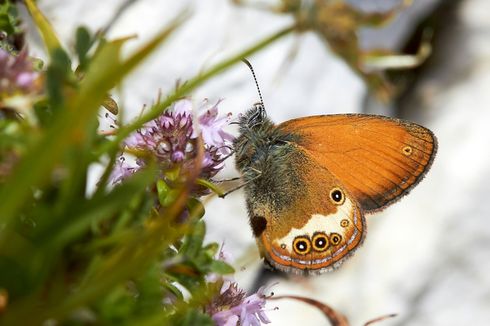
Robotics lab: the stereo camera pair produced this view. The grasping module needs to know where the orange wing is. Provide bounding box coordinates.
[278,114,437,212]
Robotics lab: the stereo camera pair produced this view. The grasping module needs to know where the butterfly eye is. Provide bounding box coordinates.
[330,233,342,246]
[329,187,345,205]
[312,232,329,252]
[293,236,311,255]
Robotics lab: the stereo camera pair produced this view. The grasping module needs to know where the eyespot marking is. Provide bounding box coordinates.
[330,232,342,246]
[250,215,267,237]
[340,219,349,227]
[293,236,311,255]
[312,232,329,252]
[329,187,345,205]
[403,146,413,156]
[280,243,286,249]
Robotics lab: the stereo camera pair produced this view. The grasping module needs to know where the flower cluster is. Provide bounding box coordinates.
[209,283,271,326]
[110,99,234,186]
[0,48,39,98]
[206,246,271,326]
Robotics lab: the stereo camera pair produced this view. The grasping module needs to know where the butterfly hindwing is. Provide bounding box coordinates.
[247,145,366,275]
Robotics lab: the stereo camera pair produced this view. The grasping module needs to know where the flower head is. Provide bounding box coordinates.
[205,245,272,325]
[111,99,234,186]
[210,284,271,326]
[109,157,139,185]
[124,99,195,166]
[198,99,234,151]
[0,48,39,97]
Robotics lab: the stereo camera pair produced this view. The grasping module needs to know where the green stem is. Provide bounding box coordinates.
[95,24,295,157]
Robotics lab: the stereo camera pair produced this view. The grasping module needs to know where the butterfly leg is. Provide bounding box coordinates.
[218,183,247,198]
[212,145,235,163]
[214,176,242,183]
[212,177,243,198]
[219,168,262,198]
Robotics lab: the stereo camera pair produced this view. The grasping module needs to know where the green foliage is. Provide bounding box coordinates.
[0,0,20,36]
[75,26,95,72]
[45,48,74,109]
[0,3,238,325]
[173,309,215,326]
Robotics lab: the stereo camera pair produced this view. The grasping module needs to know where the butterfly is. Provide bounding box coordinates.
[232,61,437,275]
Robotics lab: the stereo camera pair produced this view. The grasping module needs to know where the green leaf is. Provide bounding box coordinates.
[0,233,36,299]
[209,260,235,275]
[162,281,184,301]
[75,26,93,71]
[45,48,74,110]
[186,198,205,219]
[133,263,165,316]
[157,179,180,207]
[181,220,205,259]
[0,14,14,35]
[24,0,63,54]
[156,179,170,197]
[0,1,20,36]
[98,284,135,322]
[175,309,214,326]
[202,242,219,257]
[33,99,54,127]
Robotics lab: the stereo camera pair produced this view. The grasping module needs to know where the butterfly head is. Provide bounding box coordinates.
[238,59,271,133]
[238,102,268,131]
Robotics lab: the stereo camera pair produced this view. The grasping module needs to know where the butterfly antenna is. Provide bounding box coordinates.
[242,58,265,112]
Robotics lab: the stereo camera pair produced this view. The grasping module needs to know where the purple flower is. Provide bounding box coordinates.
[0,48,39,97]
[210,284,271,326]
[198,99,234,151]
[205,245,272,325]
[110,98,234,185]
[109,157,139,185]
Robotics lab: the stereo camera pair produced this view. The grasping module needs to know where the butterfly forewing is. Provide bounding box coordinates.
[278,114,437,212]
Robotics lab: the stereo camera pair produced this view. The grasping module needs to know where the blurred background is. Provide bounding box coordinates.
[23,0,490,325]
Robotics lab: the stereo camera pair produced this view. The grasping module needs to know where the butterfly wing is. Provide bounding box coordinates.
[277,114,437,212]
[249,146,366,275]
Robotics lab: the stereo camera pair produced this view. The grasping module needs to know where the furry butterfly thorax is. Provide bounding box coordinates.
[235,104,302,200]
